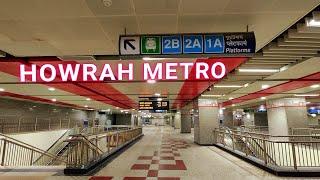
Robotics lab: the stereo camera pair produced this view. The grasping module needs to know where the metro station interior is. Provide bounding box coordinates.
[1,0,320,179]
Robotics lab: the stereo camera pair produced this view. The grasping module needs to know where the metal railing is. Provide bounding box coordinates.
[33,127,81,165]
[0,115,81,134]
[239,125,269,133]
[0,133,66,166]
[65,127,143,169]
[214,128,320,170]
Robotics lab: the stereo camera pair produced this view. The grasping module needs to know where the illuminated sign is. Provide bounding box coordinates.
[119,32,255,55]
[139,101,169,111]
[19,61,227,82]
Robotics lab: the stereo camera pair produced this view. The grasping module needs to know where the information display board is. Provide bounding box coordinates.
[119,32,255,56]
[139,101,169,111]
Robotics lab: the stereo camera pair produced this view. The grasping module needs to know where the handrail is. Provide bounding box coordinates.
[214,127,320,170]
[0,132,57,156]
[1,138,65,161]
[65,127,143,169]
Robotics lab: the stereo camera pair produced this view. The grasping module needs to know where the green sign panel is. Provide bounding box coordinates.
[141,36,161,54]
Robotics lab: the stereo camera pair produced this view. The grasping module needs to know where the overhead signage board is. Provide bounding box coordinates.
[162,35,182,54]
[139,101,169,111]
[119,32,255,56]
[141,36,161,54]
[119,36,140,55]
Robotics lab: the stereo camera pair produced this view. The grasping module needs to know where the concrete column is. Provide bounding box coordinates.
[170,115,174,127]
[267,98,308,136]
[194,98,219,145]
[131,113,136,127]
[137,115,142,126]
[180,103,192,133]
[173,112,181,129]
[222,109,234,128]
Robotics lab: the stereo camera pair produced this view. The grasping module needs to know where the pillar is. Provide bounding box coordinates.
[170,115,174,127]
[174,111,181,129]
[222,109,234,128]
[194,98,219,145]
[267,97,308,136]
[180,103,192,133]
[137,115,142,126]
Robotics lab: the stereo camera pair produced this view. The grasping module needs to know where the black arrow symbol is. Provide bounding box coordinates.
[124,39,136,50]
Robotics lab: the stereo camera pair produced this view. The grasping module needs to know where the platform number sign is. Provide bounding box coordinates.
[162,35,182,54]
[119,32,255,56]
[183,35,203,54]
[204,35,224,53]
[141,36,161,54]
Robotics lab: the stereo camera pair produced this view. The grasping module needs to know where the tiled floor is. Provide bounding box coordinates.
[0,126,316,179]
[90,126,305,180]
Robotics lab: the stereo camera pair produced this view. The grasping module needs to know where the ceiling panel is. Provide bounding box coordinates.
[133,0,179,15]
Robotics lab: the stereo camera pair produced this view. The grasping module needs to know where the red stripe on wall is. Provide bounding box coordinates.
[222,72,320,107]
[172,57,247,109]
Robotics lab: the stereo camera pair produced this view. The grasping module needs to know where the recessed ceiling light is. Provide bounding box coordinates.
[116,107,119,109]
[86,98,91,101]
[132,109,135,110]
[310,84,320,88]
[294,94,319,97]
[84,105,88,108]
[261,97,266,100]
[222,107,226,110]
[229,97,234,100]
[0,88,4,92]
[51,98,57,102]
[244,83,249,87]
[306,102,311,104]
[238,68,279,73]
[157,98,163,101]
[48,87,55,91]
[214,85,243,88]
[155,93,161,96]
[261,85,270,89]
[147,79,156,84]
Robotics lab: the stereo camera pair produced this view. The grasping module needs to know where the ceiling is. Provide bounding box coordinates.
[0,0,320,113]
[0,0,319,56]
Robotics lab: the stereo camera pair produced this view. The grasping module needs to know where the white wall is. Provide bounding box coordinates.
[9,129,67,151]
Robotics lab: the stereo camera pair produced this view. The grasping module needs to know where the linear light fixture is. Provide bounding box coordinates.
[201,94,222,97]
[238,68,279,73]
[214,85,243,88]
[307,19,320,27]
[294,94,319,97]
[261,85,270,89]
[310,84,320,88]
[48,87,55,91]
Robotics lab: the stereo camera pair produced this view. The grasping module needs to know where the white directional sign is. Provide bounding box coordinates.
[120,36,140,55]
